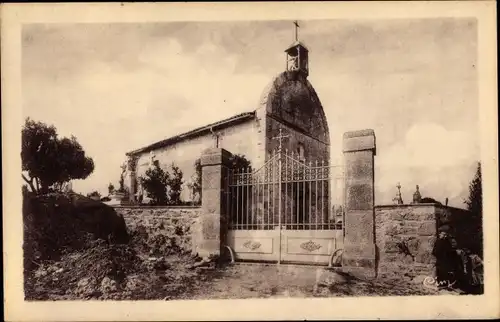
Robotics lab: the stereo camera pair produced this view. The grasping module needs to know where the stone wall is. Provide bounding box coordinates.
[114,206,202,254]
[375,204,475,278]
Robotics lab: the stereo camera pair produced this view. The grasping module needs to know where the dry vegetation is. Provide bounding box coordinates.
[23,192,214,301]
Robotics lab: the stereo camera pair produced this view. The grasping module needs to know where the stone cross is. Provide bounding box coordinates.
[412,185,422,204]
[272,128,290,153]
[393,182,404,205]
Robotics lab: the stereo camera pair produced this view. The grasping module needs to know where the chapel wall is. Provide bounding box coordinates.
[126,119,262,202]
[265,116,330,162]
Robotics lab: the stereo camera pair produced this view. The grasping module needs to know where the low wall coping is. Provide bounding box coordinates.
[375,203,469,212]
[375,203,440,208]
[112,205,202,210]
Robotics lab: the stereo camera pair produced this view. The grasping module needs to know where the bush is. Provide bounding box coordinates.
[139,164,169,205]
[139,162,184,205]
[168,164,183,205]
[86,191,101,199]
[23,192,129,274]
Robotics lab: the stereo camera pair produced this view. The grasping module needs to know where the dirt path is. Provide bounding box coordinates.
[182,263,442,299]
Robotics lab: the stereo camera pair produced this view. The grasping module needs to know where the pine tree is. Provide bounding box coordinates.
[140,164,170,205]
[465,162,482,215]
[464,162,483,256]
[187,158,202,205]
[167,163,184,205]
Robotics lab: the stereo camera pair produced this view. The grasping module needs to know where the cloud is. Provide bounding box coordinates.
[21,20,479,202]
[23,32,270,196]
[375,123,479,207]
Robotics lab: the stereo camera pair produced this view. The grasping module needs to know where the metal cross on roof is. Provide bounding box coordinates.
[211,129,223,148]
[294,20,300,41]
[272,127,290,153]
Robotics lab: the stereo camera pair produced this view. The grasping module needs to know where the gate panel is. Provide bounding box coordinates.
[226,148,345,265]
[227,229,280,262]
[280,229,343,264]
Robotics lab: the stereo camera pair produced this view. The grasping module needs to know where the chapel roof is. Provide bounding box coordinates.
[126,111,256,156]
[284,40,309,52]
[259,70,330,145]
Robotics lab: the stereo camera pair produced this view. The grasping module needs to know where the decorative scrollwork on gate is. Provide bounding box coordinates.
[300,240,322,252]
[243,240,262,250]
[228,148,345,232]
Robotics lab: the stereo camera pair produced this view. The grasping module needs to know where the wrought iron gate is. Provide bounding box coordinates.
[226,149,345,265]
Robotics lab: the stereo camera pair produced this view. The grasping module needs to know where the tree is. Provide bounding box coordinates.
[117,163,127,193]
[464,162,483,256]
[21,118,94,194]
[420,197,442,205]
[139,162,185,206]
[108,183,115,195]
[229,154,251,170]
[465,162,482,215]
[139,163,170,205]
[168,164,184,205]
[228,154,251,219]
[187,158,202,205]
[187,154,250,206]
[86,191,101,199]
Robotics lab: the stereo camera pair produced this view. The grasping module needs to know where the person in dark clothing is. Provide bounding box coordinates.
[432,226,458,288]
[455,247,470,292]
[467,249,484,294]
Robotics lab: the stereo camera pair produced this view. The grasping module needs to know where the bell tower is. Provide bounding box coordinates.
[285,20,309,77]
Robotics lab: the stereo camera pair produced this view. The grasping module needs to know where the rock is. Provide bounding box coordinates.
[418,221,436,236]
[192,257,212,268]
[75,277,96,296]
[412,274,427,285]
[77,277,91,287]
[195,263,216,272]
[316,271,348,287]
[34,268,48,278]
[100,276,118,293]
[125,275,141,291]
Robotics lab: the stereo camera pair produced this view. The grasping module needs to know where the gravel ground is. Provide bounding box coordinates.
[184,263,446,299]
[27,258,461,301]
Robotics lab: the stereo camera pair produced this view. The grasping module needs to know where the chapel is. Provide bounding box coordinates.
[124,22,330,203]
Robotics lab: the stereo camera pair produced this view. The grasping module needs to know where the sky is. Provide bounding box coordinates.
[22,18,479,208]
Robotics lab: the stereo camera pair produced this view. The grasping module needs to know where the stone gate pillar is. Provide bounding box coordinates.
[193,148,232,259]
[342,129,377,279]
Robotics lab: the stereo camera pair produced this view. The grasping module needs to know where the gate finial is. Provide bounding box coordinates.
[272,127,290,154]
